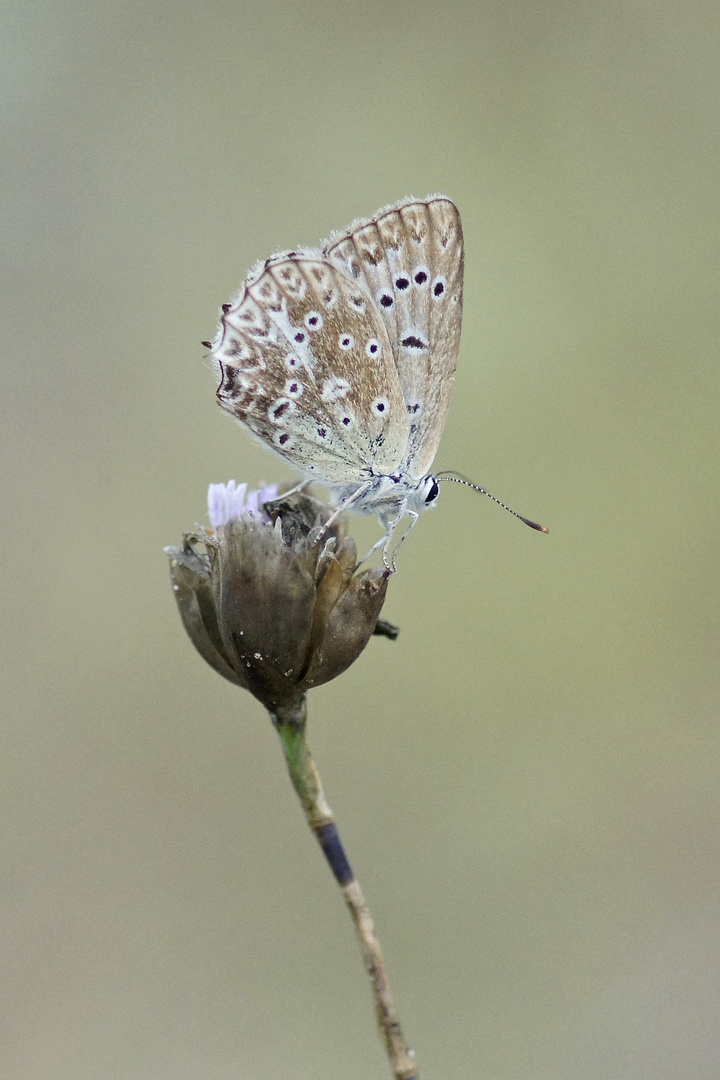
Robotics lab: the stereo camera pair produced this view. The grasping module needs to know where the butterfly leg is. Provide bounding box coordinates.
[356,531,389,569]
[311,479,376,550]
[377,500,417,573]
[387,507,420,573]
[264,479,312,507]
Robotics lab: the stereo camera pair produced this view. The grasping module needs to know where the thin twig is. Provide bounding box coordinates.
[271,698,418,1080]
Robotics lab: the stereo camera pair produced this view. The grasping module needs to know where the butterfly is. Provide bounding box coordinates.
[205,195,464,565]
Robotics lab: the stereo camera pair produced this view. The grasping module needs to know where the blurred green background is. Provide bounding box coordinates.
[3,2,720,1078]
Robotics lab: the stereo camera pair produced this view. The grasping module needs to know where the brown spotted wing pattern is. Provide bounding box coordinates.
[213,253,409,484]
[210,196,463,491]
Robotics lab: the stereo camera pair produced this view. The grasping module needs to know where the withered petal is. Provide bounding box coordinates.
[167,552,247,687]
[302,569,390,689]
[214,520,317,708]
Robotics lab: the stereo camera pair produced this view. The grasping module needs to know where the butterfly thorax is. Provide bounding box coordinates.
[331,472,440,519]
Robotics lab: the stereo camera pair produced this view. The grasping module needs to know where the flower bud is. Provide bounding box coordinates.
[165,484,391,710]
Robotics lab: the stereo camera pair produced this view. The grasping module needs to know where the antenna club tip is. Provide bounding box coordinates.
[520,516,549,533]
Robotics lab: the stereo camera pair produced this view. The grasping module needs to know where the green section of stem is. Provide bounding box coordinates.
[271,698,333,832]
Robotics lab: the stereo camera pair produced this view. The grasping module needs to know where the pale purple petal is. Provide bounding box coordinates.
[207,481,276,527]
[245,485,278,519]
[207,480,248,528]
[227,481,248,520]
[244,489,260,517]
[207,483,229,530]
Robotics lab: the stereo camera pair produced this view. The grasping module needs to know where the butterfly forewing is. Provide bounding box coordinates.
[325,196,463,480]
[213,254,409,484]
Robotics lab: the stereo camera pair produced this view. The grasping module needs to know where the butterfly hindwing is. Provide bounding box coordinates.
[213,253,409,484]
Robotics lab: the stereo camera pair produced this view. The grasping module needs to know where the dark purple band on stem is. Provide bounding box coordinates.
[315,822,354,886]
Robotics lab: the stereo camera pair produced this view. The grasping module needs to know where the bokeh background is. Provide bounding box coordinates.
[3,2,720,1078]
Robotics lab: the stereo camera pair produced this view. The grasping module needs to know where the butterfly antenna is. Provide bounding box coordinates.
[436,472,549,533]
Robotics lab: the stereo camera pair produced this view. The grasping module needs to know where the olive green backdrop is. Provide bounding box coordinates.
[3,2,719,1078]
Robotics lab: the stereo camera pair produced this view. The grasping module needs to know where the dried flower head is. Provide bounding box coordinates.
[165,483,391,710]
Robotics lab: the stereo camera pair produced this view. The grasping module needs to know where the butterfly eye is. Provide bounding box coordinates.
[425,480,440,504]
[338,333,355,350]
[305,311,323,330]
[371,396,389,416]
[365,339,381,357]
[413,267,430,286]
[432,276,446,299]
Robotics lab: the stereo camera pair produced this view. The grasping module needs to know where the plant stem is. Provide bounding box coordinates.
[271,698,418,1080]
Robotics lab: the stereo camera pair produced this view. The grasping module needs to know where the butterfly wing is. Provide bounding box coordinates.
[325,196,463,480]
[212,252,409,485]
